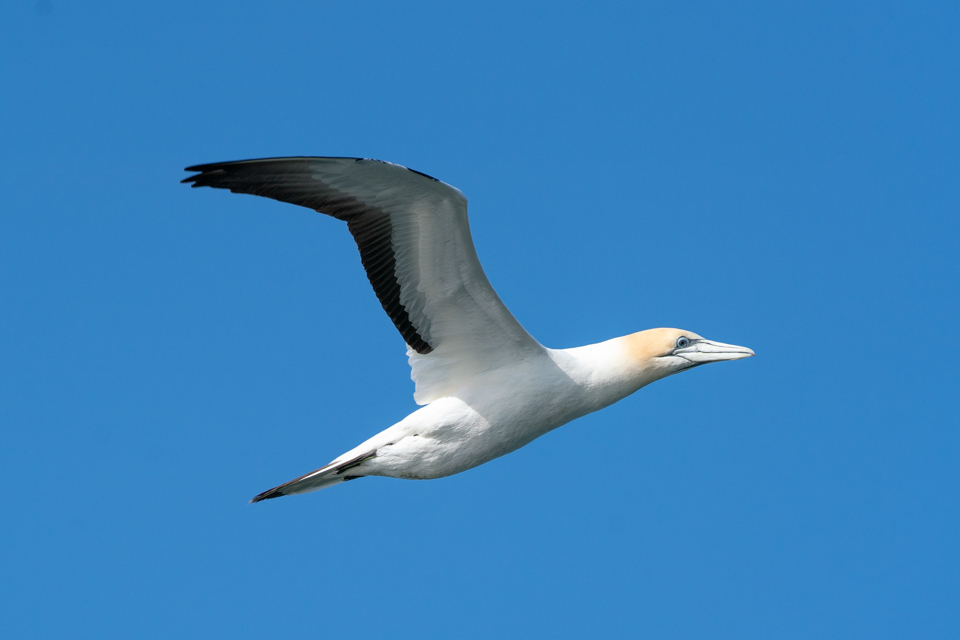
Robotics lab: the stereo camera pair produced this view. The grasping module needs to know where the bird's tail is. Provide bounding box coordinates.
[249,450,376,503]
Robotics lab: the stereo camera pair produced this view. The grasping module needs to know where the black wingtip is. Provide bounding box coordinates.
[184,161,230,173]
[181,164,228,186]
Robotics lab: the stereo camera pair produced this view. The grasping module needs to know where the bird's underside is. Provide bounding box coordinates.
[183,157,755,502]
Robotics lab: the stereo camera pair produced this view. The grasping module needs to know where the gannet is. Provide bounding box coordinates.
[182,157,754,502]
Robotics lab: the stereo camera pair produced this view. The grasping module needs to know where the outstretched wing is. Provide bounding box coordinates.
[183,157,544,403]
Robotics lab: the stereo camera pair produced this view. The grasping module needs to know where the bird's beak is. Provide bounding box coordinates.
[675,339,755,364]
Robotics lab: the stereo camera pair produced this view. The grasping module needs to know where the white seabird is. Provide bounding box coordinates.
[182,157,754,502]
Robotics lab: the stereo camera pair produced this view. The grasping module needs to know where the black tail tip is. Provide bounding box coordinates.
[250,488,284,504]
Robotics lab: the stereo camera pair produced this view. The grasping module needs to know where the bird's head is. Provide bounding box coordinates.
[623,328,755,384]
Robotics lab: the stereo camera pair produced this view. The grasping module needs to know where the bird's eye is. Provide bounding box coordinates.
[676,337,690,349]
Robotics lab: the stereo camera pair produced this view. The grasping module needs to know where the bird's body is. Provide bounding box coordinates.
[315,336,647,482]
[183,157,753,501]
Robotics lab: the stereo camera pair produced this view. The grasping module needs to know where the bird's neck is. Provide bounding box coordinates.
[551,333,665,413]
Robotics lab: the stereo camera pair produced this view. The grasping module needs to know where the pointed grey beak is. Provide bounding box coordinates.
[675,339,755,364]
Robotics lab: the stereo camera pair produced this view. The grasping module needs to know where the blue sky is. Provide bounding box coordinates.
[1,1,958,638]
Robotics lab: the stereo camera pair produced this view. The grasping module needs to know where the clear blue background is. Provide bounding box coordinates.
[1,1,957,638]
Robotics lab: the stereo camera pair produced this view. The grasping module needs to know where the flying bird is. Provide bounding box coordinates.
[182,157,754,502]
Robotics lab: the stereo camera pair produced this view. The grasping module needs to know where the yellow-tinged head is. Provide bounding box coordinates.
[621,328,755,383]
